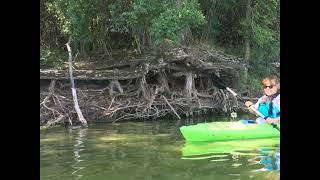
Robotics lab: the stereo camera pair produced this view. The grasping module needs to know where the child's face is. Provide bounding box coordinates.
[262,79,279,96]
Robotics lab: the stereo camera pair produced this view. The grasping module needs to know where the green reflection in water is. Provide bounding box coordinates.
[41,120,280,180]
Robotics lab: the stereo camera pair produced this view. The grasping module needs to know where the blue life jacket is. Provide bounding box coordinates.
[258,102,280,118]
[257,93,280,119]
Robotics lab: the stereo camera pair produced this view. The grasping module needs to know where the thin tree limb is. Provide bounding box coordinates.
[66,37,88,128]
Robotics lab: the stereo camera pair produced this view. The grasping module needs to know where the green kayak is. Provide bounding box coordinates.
[182,138,280,158]
[180,120,280,142]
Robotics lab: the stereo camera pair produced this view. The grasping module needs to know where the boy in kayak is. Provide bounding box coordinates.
[245,75,280,124]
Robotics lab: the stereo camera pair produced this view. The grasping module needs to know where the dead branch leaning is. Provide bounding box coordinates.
[66,37,88,128]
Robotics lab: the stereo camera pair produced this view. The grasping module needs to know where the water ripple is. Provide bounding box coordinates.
[71,129,87,180]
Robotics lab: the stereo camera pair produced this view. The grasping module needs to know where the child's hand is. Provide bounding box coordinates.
[266,118,279,124]
[245,101,253,108]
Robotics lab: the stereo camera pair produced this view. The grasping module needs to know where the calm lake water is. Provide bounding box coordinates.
[40,118,280,180]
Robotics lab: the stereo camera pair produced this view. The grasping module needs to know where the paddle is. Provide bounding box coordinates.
[211,73,280,131]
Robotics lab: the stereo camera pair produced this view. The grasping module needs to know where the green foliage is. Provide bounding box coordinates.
[198,0,279,57]
[150,0,205,46]
[40,46,67,69]
[246,73,263,95]
[244,0,280,92]
[200,0,280,93]
[198,0,246,47]
[41,0,69,47]
[42,0,108,52]
[109,0,164,32]
[45,0,70,35]
[41,0,279,53]
[244,48,279,93]
[249,0,280,57]
[108,0,205,47]
[41,0,280,88]
[108,0,167,49]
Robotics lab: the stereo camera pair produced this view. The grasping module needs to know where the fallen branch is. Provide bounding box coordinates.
[40,80,56,105]
[161,95,181,119]
[66,37,88,128]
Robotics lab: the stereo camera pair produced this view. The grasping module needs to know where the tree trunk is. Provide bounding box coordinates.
[243,41,250,84]
[243,0,251,84]
[134,34,141,54]
[185,72,193,98]
[232,70,240,89]
[109,80,123,97]
[157,72,170,93]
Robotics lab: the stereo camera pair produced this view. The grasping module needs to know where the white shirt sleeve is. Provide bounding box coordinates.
[254,97,263,109]
[272,94,280,111]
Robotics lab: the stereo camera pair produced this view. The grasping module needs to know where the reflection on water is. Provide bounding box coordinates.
[181,138,280,174]
[71,128,87,180]
[40,120,280,180]
[253,147,280,172]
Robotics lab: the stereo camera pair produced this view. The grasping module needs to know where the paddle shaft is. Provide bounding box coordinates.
[211,74,280,130]
[226,87,266,118]
[226,87,280,131]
